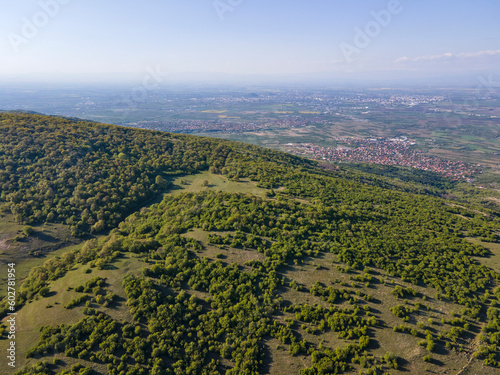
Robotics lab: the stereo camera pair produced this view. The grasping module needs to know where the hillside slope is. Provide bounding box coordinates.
[0,113,499,375]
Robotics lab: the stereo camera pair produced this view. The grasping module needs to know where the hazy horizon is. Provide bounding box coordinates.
[1,0,500,86]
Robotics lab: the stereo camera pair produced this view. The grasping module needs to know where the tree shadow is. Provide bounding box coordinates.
[395,356,411,372]
[428,357,445,366]
[32,231,57,243]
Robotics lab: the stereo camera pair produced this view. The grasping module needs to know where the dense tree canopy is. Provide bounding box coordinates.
[1,113,499,374]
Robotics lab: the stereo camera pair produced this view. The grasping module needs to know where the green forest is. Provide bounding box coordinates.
[1,113,500,375]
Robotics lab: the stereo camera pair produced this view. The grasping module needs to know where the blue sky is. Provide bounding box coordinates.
[1,0,499,83]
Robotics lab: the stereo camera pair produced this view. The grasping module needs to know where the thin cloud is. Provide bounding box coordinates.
[395,49,500,64]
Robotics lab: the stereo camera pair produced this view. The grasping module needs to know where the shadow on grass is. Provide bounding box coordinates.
[32,231,58,243]
[105,295,127,310]
[428,357,445,366]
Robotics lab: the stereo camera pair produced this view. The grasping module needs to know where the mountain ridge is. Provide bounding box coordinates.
[0,113,499,374]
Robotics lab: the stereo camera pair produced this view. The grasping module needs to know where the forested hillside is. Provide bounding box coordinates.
[0,113,310,235]
[1,113,500,375]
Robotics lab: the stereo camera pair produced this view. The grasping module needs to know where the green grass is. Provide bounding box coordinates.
[169,170,266,197]
[263,337,312,375]
[275,252,487,375]
[164,226,497,374]
[0,243,85,300]
[0,170,264,299]
[0,252,144,371]
[466,237,500,274]
[2,170,499,374]
[182,228,266,271]
[0,212,82,298]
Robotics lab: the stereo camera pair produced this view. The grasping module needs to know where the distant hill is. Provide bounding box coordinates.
[0,110,45,115]
[0,113,500,375]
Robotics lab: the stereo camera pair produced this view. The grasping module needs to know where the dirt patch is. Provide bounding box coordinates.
[0,239,9,251]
